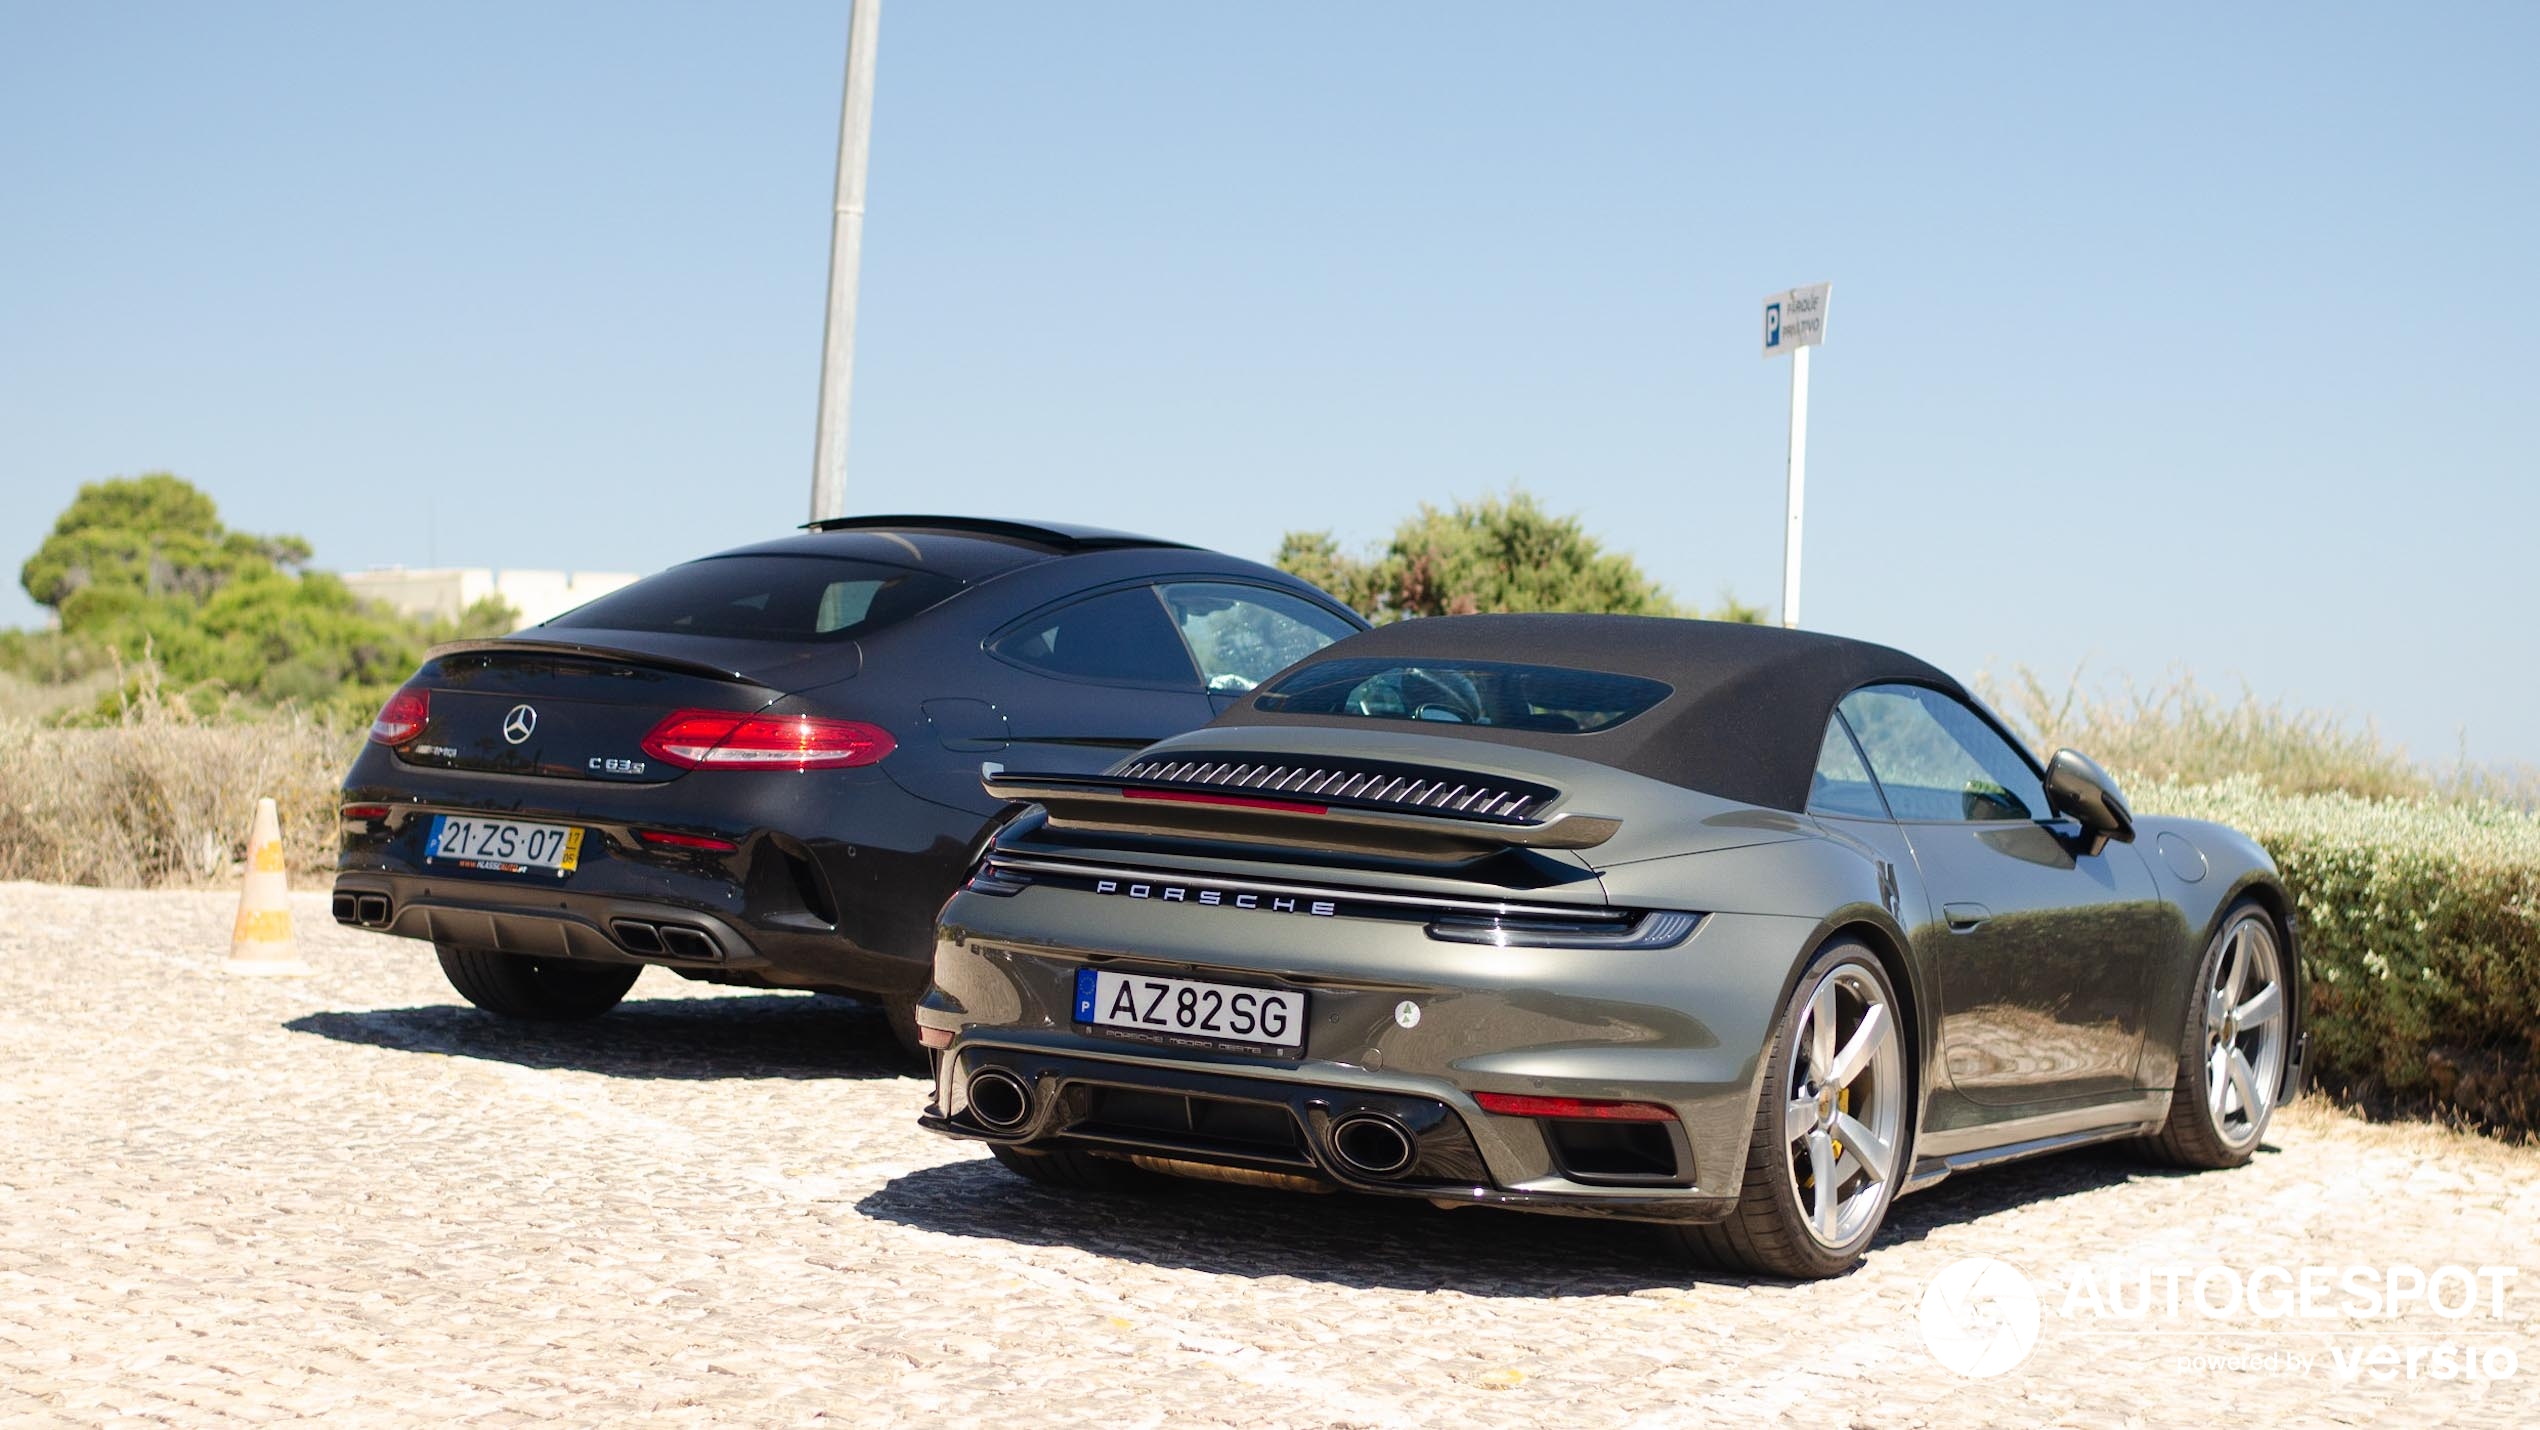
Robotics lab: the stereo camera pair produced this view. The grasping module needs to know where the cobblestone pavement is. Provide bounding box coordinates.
[1,882,2534,1428]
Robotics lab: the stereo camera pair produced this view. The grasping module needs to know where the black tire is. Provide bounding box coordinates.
[435,945,641,1022]
[2138,900,2288,1169]
[1664,937,1907,1280]
[987,1142,1154,1192]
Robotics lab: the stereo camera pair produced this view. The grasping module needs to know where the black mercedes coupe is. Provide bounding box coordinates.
[331,516,1364,1051]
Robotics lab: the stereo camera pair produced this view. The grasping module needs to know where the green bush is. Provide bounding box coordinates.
[2135,775,2540,1137]
[13,473,514,722]
[1277,486,1764,625]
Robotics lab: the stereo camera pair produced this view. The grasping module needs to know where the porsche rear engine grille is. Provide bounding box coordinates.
[1112,753,1556,823]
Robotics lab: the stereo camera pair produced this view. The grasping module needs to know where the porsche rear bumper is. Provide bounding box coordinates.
[922,1041,1740,1223]
[919,882,1823,1214]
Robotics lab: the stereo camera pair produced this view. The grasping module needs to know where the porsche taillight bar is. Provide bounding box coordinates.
[980,770,1621,854]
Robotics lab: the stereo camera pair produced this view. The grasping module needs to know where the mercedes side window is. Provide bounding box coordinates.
[988,586,1201,689]
[1806,718,1890,819]
[1836,684,2049,823]
[1158,583,1360,694]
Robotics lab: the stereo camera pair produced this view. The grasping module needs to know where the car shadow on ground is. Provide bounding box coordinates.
[287,992,921,1082]
[858,1138,2267,1295]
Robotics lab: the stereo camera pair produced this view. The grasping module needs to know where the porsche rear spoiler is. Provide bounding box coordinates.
[982,769,1621,860]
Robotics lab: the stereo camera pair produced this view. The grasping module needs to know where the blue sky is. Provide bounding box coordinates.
[4,5,2534,765]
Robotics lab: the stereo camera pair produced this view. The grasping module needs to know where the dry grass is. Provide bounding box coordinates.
[0,674,354,888]
[2272,1095,2540,1155]
[1980,665,2540,812]
[0,668,117,724]
[1978,665,2439,801]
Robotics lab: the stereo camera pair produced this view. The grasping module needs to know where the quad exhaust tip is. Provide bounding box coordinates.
[966,1068,1033,1131]
[608,920,721,962]
[1328,1114,1416,1178]
[333,892,394,929]
[658,925,717,961]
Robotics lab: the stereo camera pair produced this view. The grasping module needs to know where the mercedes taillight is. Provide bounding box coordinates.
[638,710,895,771]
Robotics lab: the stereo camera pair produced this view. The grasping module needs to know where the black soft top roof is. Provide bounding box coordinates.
[1218,613,1969,812]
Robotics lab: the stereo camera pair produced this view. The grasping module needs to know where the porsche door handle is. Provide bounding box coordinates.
[1943,902,1991,933]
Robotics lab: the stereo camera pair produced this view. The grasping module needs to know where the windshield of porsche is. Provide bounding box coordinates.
[1252,658,1671,733]
[544,556,959,643]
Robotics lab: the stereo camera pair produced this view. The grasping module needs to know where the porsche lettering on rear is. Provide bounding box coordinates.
[1093,878,1336,917]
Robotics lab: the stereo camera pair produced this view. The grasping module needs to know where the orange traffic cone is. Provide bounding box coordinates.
[225,796,311,976]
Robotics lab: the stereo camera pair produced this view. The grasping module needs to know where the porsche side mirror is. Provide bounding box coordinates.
[2044,748,2135,856]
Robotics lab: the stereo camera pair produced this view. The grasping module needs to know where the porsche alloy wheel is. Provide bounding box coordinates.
[1670,940,1906,1279]
[1784,958,1907,1249]
[2144,903,2288,1167]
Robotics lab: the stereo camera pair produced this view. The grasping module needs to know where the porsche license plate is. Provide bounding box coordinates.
[426,815,584,874]
[1074,968,1306,1051]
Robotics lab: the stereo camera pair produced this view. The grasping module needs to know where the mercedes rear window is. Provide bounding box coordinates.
[1252,657,1672,733]
[543,556,959,643]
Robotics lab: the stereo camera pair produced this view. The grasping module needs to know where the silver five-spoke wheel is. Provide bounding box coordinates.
[2141,900,2293,1169]
[2202,911,2287,1150]
[1783,960,1906,1248]
[1669,938,1909,1278]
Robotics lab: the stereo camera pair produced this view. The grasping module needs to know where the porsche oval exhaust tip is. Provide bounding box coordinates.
[1328,1114,1415,1178]
[965,1068,1033,1131]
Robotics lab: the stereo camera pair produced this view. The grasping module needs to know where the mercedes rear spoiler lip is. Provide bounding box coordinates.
[423,638,757,685]
[983,770,1622,856]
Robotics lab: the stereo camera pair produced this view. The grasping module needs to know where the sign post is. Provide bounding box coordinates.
[1761,281,1831,628]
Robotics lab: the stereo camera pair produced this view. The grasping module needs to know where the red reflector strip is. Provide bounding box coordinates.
[1120,787,1329,816]
[340,804,390,820]
[917,1025,954,1050]
[637,829,740,853]
[1474,1092,1679,1123]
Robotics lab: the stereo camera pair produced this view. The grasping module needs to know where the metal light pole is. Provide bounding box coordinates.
[808,0,882,524]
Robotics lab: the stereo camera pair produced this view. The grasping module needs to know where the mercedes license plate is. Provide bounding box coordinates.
[425,815,584,875]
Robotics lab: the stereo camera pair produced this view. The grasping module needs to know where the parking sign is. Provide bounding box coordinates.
[1762,282,1831,358]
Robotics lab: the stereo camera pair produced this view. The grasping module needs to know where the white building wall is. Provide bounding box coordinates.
[342,568,640,628]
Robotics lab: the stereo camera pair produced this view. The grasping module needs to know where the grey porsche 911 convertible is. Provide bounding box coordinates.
[915,615,2304,1279]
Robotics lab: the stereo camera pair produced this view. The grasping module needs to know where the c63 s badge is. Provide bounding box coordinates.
[1094,878,1337,917]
